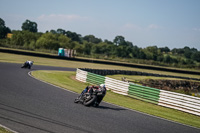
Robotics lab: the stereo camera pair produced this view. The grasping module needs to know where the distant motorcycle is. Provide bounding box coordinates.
[74,85,106,107]
[21,61,33,69]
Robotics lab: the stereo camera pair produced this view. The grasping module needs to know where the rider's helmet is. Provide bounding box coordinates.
[100,84,105,88]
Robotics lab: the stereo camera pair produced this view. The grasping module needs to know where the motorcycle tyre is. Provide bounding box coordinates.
[83,95,97,106]
[74,95,82,103]
[74,98,79,103]
[21,64,25,68]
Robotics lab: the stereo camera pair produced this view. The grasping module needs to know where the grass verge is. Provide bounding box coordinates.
[31,70,200,128]
[0,126,13,133]
[107,74,190,81]
[1,46,200,72]
[1,52,200,79]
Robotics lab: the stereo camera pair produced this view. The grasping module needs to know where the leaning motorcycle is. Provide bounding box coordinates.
[74,86,106,107]
[21,61,32,69]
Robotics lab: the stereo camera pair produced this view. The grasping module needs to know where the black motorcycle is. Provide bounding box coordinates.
[74,86,106,107]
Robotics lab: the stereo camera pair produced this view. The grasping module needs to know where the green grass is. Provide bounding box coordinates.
[32,71,87,93]
[107,74,200,84]
[0,127,13,133]
[32,70,200,128]
[107,74,186,81]
[1,52,200,79]
[1,46,200,72]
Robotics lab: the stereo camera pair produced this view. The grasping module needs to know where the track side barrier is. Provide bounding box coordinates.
[76,68,200,116]
[86,72,105,85]
[158,90,200,116]
[105,77,129,95]
[128,83,160,104]
[76,69,87,83]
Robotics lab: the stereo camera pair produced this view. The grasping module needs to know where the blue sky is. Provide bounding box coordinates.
[1,0,200,50]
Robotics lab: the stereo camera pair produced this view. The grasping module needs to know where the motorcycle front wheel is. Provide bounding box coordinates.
[74,95,82,103]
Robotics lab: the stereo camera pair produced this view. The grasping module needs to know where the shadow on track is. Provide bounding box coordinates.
[96,105,126,111]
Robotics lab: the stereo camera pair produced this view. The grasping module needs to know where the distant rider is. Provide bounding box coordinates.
[27,60,33,66]
[21,60,34,69]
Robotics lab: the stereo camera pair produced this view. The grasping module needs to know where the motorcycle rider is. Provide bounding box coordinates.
[21,60,34,69]
[80,85,96,96]
[94,84,106,107]
[79,84,106,106]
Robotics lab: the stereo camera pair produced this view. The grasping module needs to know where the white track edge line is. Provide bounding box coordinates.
[0,124,19,133]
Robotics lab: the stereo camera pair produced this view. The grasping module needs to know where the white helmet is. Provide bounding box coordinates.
[100,84,105,88]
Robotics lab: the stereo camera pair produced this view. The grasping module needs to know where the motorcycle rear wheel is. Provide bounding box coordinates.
[83,95,97,106]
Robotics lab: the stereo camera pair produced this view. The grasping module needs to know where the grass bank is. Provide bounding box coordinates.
[1,46,200,72]
[1,52,200,79]
[0,127,13,133]
[31,70,200,128]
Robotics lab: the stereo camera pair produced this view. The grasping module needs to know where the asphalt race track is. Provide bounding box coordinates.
[0,62,199,133]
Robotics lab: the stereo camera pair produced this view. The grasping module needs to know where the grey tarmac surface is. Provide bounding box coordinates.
[0,62,199,133]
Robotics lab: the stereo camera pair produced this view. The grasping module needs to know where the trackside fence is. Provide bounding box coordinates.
[76,68,200,116]
[128,84,160,104]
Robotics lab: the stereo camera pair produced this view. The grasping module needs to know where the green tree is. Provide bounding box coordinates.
[74,44,84,54]
[69,41,78,49]
[164,55,172,63]
[105,43,115,56]
[91,43,102,54]
[11,31,41,49]
[58,34,71,48]
[157,55,164,62]
[36,33,59,50]
[21,19,38,32]
[104,39,113,44]
[50,29,57,34]
[65,31,82,43]
[190,48,198,53]
[138,49,146,59]
[172,48,184,55]
[22,31,40,49]
[91,42,111,56]
[115,45,131,58]
[83,42,92,55]
[113,35,126,46]
[131,46,139,58]
[180,59,186,65]
[184,49,192,58]
[83,35,102,44]
[11,31,24,46]
[159,46,170,53]
[146,46,159,61]
[57,28,66,34]
[126,41,133,47]
[191,51,200,62]
[0,18,11,39]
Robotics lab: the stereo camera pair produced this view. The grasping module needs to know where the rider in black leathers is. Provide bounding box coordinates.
[80,84,106,106]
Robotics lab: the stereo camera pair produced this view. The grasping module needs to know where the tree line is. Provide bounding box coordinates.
[0,18,200,69]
